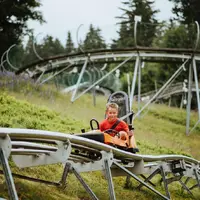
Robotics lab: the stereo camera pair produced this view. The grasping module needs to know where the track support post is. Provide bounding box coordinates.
[193,168,200,188]
[160,166,170,199]
[59,162,71,189]
[113,161,170,200]
[71,166,99,200]
[137,168,160,190]
[104,159,116,200]
[0,135,18,200]
[179,179,194,197]
[60,162,99,200]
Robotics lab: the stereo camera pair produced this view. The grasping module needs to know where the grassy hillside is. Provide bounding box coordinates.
[0,80,199,200]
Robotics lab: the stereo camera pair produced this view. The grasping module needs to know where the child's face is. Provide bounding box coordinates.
[106,107,118,122]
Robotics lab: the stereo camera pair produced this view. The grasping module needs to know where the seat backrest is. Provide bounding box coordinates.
[107,91,133,125]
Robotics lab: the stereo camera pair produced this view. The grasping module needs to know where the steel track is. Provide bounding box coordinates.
[15,47,200,78]
[15,47,200,74]
[0,128,199,200]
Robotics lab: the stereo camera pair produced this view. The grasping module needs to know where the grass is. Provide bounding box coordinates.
[0,76,199,199]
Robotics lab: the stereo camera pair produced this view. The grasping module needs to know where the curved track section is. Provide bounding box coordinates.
[13,48,200,109]
[15,47,200,78]
[0,128,199,200]
[135,82,200,101]
[11,47,200,135]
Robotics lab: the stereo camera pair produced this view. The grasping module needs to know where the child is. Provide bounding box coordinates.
[100,102,129,137]
[100,102,138,152]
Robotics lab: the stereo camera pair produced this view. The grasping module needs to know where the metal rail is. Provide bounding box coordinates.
[0,128,199,200]
[0,128,198,164]
[15,47,200,74]
[15,51,200,78]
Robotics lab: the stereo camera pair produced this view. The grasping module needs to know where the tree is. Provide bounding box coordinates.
[0,0,44,58]
[114,0,159,47]
[112,23,132,48]
[155,22,196,49]
[22,34,40,66]
[168,0,200,50]
[65,31,75,53]
[83,24,106,50]
[169,0,200,24]
[39,35,65,58]
[168,0,200,80]
[23,35,65,66]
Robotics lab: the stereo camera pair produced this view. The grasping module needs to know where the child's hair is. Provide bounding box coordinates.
[106,102,119,111]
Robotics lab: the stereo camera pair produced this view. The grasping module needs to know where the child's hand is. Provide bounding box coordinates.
[119,131,128,140]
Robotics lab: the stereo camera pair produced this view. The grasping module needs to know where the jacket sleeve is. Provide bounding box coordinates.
[121,121,129,133]
[99,120,105,131]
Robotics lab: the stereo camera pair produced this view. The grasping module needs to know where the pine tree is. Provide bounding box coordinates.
[169,0,200,24]
[112,23,132,48]
[83,24,106,50]
[65,31,75,54]
[41,35,65,57]
[114,0,159,47]
[23,35,65,66]
[23,35,41,66]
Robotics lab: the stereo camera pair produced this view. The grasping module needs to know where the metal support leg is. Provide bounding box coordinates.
[185,177,191,185]
[40,64,72,85]
[71,58,88,102]
[179,180,194,196]
[73,56,133,102]
[165,176,182,185]
[59,163,71,189]
[180,94,184,109]
[0,148,18,200]
[189,184,198,190]
[124,175,131,188]
[193,169,200,188]
[125,173,157,189]
[140,174,156,187]
[0,170,60,187]
[104,159,116,200]
[133,59,188,120]
[182,177,192,191]
[35,69,45,84]
[113,161,169,200]
[71,166,99,200]
[186,64,193,135]
[160,166,170,199]
[192,57,200,120]
[130,56,140,109]
[137,61,141,118]
[137,168,160,190]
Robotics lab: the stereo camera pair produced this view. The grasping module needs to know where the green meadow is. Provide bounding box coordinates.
[0,79,199,200]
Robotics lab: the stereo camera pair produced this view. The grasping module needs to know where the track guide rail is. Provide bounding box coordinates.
[0,128,199,199]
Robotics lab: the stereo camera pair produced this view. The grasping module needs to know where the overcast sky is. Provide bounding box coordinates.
[28,0,174,46]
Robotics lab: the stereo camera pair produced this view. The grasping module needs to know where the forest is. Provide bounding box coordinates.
[0,0,200,97]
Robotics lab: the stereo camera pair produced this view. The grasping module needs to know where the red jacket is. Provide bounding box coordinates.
[100,118,129,133]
